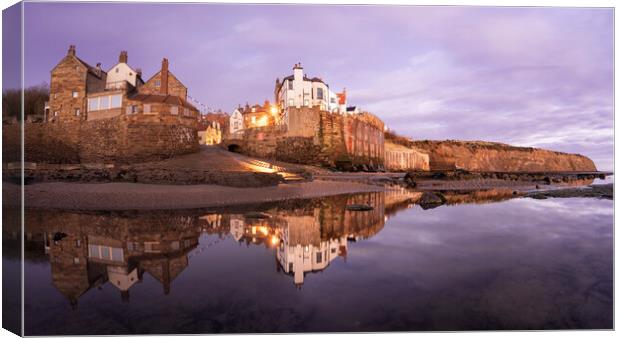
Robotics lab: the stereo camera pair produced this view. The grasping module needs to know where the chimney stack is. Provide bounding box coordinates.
[68,45,76,56]
[136,68,142,78]
[95,63,102,76]
[160,58,169,95]
[119,50,128,63]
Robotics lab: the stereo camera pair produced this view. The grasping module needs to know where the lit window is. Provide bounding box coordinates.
[251,108,256,112]
[72,91,78,98]
[53,111,58,116]
[54,93,57,99]
[73,257,80,264]
[304,99,309,106]
[251,116,256,123]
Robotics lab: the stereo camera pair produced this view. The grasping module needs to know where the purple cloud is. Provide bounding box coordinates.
[22,4,613,170]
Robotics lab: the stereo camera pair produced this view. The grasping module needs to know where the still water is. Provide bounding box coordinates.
[11,187,613,334]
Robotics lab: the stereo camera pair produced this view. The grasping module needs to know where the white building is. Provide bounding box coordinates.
[229,107,244,135]
[274,63,347,113]
[275,215,348,287]
[105,51,144,90]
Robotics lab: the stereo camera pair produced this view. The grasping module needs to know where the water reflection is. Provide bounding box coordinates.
[17,189,421,305]
[12,185,612,333]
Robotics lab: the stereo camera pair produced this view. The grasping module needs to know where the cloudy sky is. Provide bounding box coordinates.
[22,3,613,170]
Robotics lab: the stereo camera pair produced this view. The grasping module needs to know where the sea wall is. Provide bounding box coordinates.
[224,107,385,170]
[384,141,430,171]
[3,115,199,164]
[411,140,597,172]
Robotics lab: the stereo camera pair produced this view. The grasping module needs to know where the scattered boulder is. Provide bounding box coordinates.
[418,192,446,210]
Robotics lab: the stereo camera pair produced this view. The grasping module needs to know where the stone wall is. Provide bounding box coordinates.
[4,115,199,164]
[384,141,430,171]
[224,107,385,170]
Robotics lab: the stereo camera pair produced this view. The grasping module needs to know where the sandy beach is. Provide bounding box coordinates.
[7,179,385,211]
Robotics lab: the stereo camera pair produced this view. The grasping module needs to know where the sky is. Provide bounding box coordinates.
[21,3,614,170]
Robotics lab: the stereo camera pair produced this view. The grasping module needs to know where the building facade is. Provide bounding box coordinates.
[274,63,346,113]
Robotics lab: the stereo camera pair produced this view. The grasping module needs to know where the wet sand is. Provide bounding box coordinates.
[8,180,385,211]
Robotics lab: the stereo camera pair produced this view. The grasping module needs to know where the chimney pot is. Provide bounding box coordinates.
[68,45,76,56]
[119,50,128,63]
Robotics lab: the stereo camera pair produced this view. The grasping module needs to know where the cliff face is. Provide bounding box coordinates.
[410,140,597,172]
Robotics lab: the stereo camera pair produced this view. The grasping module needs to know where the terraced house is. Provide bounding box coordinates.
[41,46,200,163]
[48,45,198,126]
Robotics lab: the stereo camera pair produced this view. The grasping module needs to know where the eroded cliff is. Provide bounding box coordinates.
[410,140,597,172]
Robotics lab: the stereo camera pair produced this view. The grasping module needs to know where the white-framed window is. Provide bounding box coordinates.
[88,97,98,111]
[99,96,110,110]
[144,104,151,113]
[74,108,80,116]
[72,91,78,98]
[251,108,256,112]
[170,106,178,115]
[110,94,122,108]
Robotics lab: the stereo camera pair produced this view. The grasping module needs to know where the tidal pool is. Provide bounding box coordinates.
[8,188,613,334]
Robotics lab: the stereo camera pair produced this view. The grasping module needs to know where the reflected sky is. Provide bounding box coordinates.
[13,189,613,334]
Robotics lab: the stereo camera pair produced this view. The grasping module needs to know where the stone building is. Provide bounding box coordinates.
[197,121,222,145]
[48,45,107,123]
[33,46,200,163]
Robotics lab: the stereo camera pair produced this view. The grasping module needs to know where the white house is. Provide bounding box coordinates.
[105,51,144,90]
[274,63,347,113]
[229,107,244,135]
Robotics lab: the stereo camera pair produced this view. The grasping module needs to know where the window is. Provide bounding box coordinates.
[53,111,58,117]
[129,72,133,76]
[304,99,309,106]
[184,107,190,116]
[99,96,109,109]
[155,80,161,87]
[288,99,294,107]
[74,108,80,116]
[126,106,135,115]
[110,94,122,108]
[170,106,178,115]
[288,81,293,90]
[331,248,336,254]
[88,97,98,111]
[316,252,322,263]
[73,257,80,264]
[72,91,78,98]
[115,68,119,73]
[317,88,324,100]
[54,93,57,99]
[251,108,256,112]
[251,116,256,123]
[144,104,151,113]
[330,98,336,103]
[289,263,293,271]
